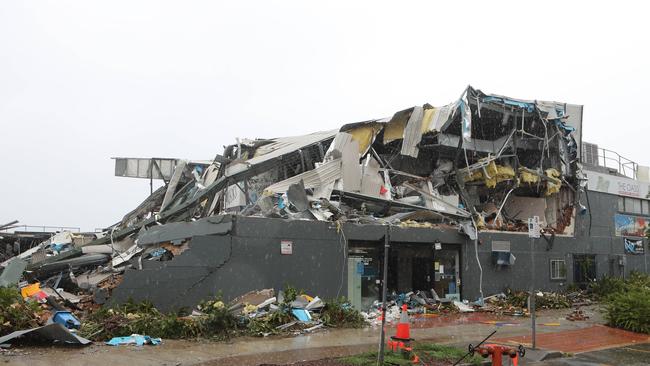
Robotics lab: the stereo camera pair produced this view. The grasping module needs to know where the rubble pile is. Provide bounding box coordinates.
[362,290,463,325]
[80,287,364,341]
[0,277,366,347]
[483,290,575,316]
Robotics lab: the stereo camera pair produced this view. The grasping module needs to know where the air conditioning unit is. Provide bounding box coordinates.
[582,142,599,166]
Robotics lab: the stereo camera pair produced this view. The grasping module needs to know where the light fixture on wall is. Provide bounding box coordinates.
[579,203,587,215]
[433,240,442,251]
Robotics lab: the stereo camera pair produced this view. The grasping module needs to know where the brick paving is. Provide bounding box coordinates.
[494,324,650,353]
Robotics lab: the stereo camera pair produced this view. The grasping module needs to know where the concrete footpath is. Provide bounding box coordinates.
[1,306,648,366]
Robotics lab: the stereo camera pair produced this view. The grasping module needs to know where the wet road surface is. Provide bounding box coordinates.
[530,343,650,366]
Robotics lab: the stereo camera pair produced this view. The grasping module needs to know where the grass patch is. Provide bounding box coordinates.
[339,343,483,366]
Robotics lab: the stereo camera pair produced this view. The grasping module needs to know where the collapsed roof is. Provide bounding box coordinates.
[14,86,583,272]
[110,85,582,236]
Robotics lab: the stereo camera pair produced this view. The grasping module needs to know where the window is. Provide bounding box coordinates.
[550,259,567,280]
[619,197,649,215]
[618,197,625,212]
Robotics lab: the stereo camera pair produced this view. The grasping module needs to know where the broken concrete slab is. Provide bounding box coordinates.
[136,215,233,246]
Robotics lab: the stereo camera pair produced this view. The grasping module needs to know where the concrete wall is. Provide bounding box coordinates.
[461,190,650,300]
[112,190,649,311]
[112,216,347,312]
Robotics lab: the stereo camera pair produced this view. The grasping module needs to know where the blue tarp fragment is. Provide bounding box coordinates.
[106,334,162,346]
[481,96,535,113]
[291,309,312,322]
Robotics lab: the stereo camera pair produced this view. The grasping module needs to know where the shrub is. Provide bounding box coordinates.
[604,287,650,334]
[601,271,650,334]
[589,275,626,300]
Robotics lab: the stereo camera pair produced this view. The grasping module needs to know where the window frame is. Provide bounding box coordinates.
[550,259,567,280]
[618,196,650,216]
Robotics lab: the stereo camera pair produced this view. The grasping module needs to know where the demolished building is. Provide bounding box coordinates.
[3,85,648,312]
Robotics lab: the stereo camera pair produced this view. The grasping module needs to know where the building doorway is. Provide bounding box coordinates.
[434,248,460,300]
[347,240,462,309]
[573,254,596,287]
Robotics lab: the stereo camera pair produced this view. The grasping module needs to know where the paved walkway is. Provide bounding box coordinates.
[494,324,650,354]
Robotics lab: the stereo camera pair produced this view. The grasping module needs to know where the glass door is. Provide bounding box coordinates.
[434,248,460,301]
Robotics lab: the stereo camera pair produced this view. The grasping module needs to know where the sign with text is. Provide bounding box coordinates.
[280,240,293,255]
[584,169,650,198]
[624,238,645,255]
[528,216,540,238]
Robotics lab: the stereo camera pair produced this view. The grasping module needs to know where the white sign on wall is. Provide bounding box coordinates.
[280,240,293,255]
[528,216,540,238]
[584,169,650,198]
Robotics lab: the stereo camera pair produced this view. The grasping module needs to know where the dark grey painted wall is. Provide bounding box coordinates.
[112,190,648,311]
[461,190,649,300]
[112,216,348,312]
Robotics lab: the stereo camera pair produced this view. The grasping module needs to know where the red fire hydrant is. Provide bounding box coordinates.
[469,343,525,366]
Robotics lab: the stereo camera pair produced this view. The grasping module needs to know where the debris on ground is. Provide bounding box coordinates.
[361,290,460,326]
[481,289,574,316]
[566,308,589,321]
[106,334,162,346]
[0,323,91,346]
[76,286,365,342]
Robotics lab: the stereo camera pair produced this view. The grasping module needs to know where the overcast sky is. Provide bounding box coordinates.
[1,1,649,231]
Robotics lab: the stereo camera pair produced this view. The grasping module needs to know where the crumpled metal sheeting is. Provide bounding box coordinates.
[263,158,343,194]
[251,130,338,161]
[341,122,384,156]
[400,106,424,158]
[0,323,91,346]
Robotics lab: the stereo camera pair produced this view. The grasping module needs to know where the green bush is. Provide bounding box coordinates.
[604,288,650,333]
[589,275,626,300]
[601,271,650,334]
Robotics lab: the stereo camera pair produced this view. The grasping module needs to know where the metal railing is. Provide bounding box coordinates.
[0,225,81,233]
[598,148,638,179]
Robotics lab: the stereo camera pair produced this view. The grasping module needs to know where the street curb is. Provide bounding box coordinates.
[523,348,564,362]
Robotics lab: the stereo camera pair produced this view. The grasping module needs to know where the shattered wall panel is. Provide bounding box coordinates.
[111,217,345,312]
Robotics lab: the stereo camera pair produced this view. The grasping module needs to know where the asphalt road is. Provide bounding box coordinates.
[531,343,650,366]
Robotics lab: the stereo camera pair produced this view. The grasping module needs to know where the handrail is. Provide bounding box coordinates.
[597,147,638,179]
[0,225,81,233]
